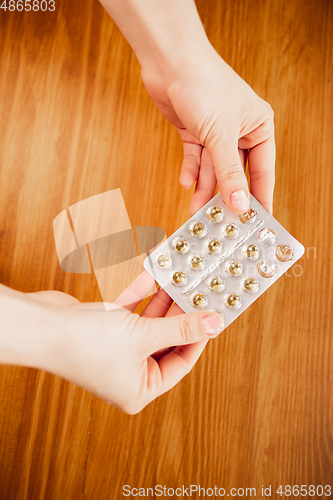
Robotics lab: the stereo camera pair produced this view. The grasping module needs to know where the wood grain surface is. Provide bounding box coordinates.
[0,0,332,498]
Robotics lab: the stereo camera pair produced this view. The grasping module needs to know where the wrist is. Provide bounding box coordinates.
[0,285,65,371]
[139,28,211,85]
[140,37,216,101]
[99,0,213,89]
[138,34,215,90]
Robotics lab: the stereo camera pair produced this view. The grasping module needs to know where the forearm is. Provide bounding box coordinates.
[99,0,211,80]
[0,284,62,371]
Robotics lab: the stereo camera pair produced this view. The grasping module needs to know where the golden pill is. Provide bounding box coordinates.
[208,276,225,293]
[224,293,242,310]
[188,254,205,271]
[222,223,239,239]
[239,207,257,224]
[257,260,276,278]
[206,206,224,223]
[225,260,243,277]
[171,270,188,287]
[205,238,222,254]
[156,253,172,269]
[242,244,260,260]
[209,308,224,316]
[276,244,293,262]
[172,236,189,254]
[190,292,208,308]
[189,220,207,238]
[258,228,276,245]
[241,277,259,294]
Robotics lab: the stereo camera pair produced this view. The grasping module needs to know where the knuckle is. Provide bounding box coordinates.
[178,319,194,345]
[183,365,192,377]
[200,162,214,172]
[195,186,214,196]
[126,405,141,415]
[221,166,246,182]
[263,101,274,119]
[184,361,193,376]
[251,170,275,185]
[183,153,200,164]
[123,405,138,415]
[121,398,144,415]
[176,347,193,376]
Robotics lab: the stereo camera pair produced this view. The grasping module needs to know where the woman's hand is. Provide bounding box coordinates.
[18,273,224,414]
[99,0,275,214]
[142,45,275,215]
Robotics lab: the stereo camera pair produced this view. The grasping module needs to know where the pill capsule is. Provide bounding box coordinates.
[209,308,224,316]
[276,244,293,262]
[207,276,225,293]
[205,238,222,255]
[188,254,205,271]
[239,207,257,224]
[225,260,243,277]
[258,228,276,245]
[189,220,207,238]
[222,223,239,239]
[156,253,172,269]
[171,270,188,287]
[257,260,276,278]
[172,236,189,254]
[242,244,260,260]
[206,206,224,223]
[224,293,242,310]
[241,277,259,293]
[190,292,208,308]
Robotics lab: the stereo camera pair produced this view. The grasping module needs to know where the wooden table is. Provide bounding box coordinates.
[0,0,332,498]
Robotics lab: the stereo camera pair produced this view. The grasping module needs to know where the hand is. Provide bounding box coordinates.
[141,44,275,215]
[26,273,224,414]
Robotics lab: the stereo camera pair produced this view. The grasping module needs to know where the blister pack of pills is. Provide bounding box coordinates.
[143,193,304,331]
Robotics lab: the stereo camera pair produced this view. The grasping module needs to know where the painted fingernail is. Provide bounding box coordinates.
[230,190,250,212]
[202,314,225,337]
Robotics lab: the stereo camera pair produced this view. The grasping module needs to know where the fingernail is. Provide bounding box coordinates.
[230,190,250,212]
[202,314,225,337]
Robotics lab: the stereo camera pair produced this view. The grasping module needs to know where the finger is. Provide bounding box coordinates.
[248,134,276,214]
[141,311,225,355]
[142,295,185,363]
[208,138,250,214]
[114,271,155,312]
[179,141,202,189]
[146,339,208,398]
[238,115,273,150]
[237,106,275,213]
[141,287,173,318]
[165,302,184,317]
[177,127,202,145]
[238,147,248,170]
[189,147,217,216]
[151,302,185,360]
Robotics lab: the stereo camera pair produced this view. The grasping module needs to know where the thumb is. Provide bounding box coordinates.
[209,140,250,213]
[142,311,225,354]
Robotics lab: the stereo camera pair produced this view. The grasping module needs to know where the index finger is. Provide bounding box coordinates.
[247,133,276,214]
[113,271,155,312]
[145,339,209,402]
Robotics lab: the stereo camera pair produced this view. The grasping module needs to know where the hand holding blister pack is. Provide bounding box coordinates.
[144,193,304,332]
